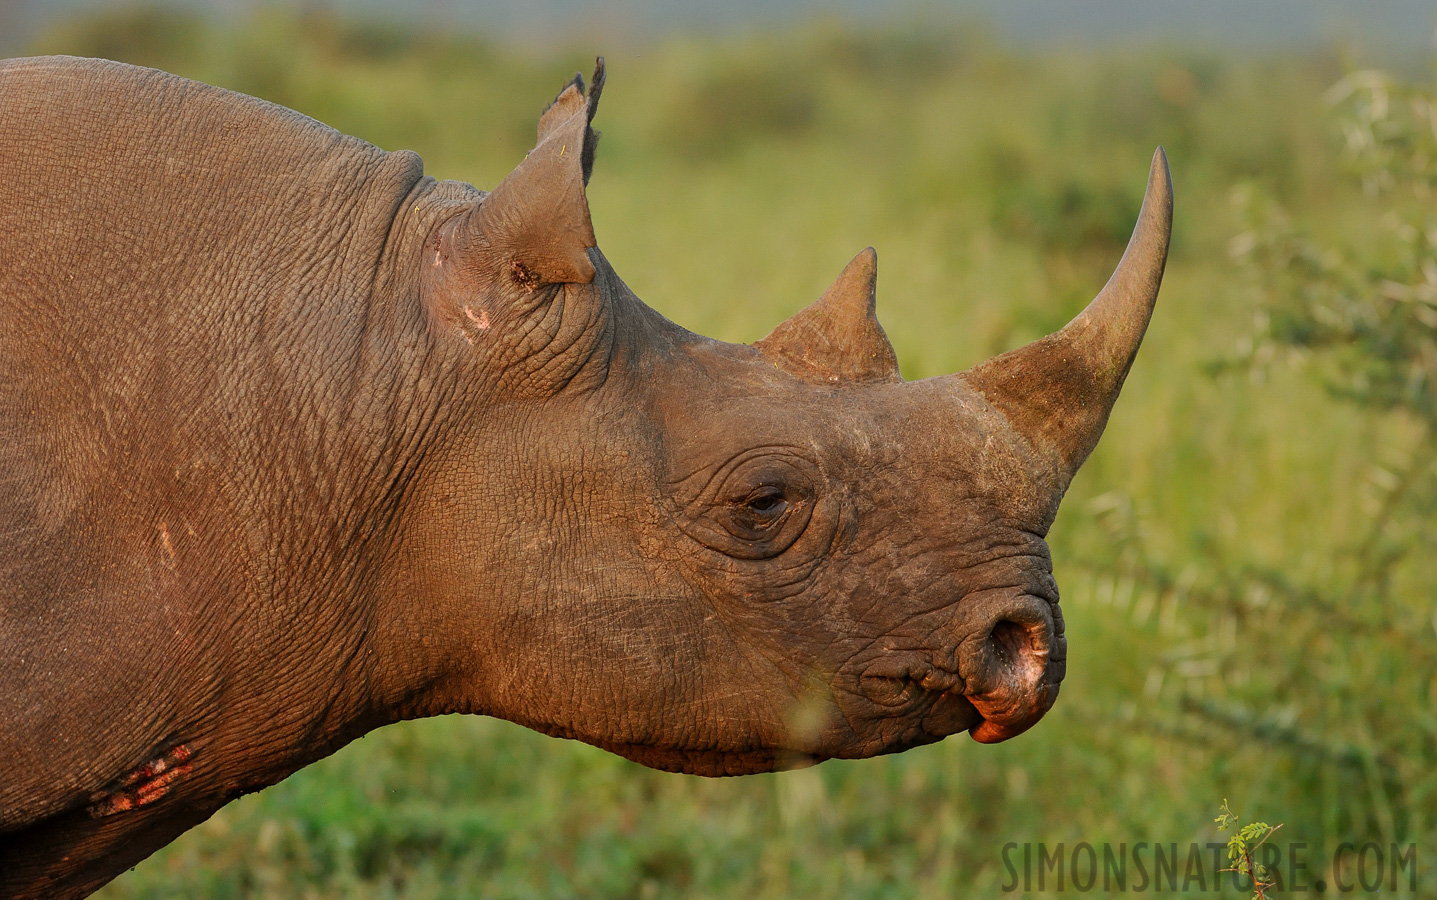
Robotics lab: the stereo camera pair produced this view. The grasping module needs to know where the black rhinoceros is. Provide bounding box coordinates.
[0,56,1170,898]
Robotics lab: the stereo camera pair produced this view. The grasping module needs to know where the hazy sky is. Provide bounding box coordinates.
[4,0,1436,54]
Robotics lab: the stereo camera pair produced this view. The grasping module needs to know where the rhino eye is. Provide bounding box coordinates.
[717,479,803,547]
[744,488,787,517]
[676,452,818,560]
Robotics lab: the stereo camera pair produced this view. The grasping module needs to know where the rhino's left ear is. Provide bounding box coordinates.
[451,58,605,290]
[756,247,902,384]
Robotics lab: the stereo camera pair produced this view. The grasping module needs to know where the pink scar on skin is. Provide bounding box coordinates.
[158,522,175,559]
[87,744,193,818]
[464,306,491,330]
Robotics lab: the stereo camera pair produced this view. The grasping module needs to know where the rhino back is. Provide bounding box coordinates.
[0,57,428,832]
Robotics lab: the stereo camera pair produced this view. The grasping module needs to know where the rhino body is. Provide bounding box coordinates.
[0,56,1170,898]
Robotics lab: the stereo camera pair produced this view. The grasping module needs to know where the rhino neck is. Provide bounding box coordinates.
[355,249,698,731]
[159,178,487,787]
[246,180,495,733]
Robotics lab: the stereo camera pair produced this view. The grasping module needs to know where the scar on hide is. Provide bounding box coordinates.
[464,306,491,330]
[87,744,193,817]
[158,522,175,560]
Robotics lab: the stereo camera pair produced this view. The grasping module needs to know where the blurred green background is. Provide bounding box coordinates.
[10,5,1437,897]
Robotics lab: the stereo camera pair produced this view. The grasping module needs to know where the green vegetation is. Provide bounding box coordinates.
[16,7,1433,897]
[1216,802,1282,899]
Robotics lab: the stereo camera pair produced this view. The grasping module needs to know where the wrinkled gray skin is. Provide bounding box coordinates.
[0,56,1171,898]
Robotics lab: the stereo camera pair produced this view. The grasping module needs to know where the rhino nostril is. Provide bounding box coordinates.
[960,599,1060,744]
[988,620,1023,667]
[987,619,1049,685]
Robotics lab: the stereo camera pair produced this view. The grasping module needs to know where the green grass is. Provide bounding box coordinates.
[16,7,1433,897]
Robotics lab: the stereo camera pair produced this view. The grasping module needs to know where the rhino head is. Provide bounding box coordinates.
[400,61,1171,775]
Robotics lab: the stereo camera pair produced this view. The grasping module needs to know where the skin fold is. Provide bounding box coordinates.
[0,56,1170,898]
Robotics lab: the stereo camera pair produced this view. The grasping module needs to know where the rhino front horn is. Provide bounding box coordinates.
[962,147,1173,483]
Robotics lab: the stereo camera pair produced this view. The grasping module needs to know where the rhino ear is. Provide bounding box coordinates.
[457,58,606,289]
[756,247,902,384]
[536,63,604,187]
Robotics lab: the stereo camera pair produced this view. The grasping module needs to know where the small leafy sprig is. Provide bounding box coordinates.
[1216,800,1284,899]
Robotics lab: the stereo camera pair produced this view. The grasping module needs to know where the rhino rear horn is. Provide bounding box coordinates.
[961,148,1173,481]
[463,58,607,288]
[757,247,902,384]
